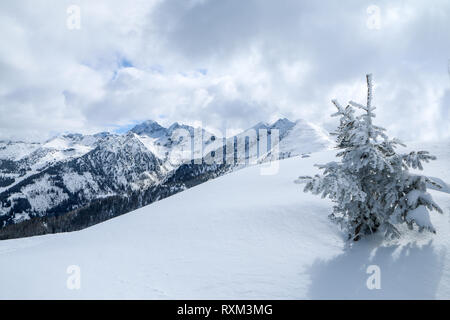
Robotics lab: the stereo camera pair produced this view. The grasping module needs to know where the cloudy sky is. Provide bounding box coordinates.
[0,0,449,142]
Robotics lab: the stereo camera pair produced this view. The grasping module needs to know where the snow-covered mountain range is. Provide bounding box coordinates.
[0,119,332,238]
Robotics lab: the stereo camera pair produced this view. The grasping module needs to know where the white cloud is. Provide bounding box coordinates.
[0,0,449,142]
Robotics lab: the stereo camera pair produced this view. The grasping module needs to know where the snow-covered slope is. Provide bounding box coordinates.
[0,145,448,299]
[229,118,297,165]
[0,141,40,161]
[25,134,100,170]
[0,133,111,195]
[403,139,450,187]
[261,119,333,161]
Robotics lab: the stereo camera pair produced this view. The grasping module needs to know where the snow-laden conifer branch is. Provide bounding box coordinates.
[299,74,443,241]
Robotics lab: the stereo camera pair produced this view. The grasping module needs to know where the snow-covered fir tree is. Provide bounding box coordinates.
[297,74,443,241]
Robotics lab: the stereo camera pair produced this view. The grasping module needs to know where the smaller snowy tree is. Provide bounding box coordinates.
[297,74,443,241]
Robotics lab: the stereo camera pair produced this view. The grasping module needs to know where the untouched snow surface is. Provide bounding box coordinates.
[0,141,40,161]
[0,148,449,299]
[263,119,333,160]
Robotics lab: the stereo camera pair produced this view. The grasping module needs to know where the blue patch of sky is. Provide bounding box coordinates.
[119,57,134,68]
[197,68,207,75]
[110,55,135,81]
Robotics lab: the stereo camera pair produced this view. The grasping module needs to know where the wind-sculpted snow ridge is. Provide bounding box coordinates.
[0,150,448,299]
[0,118,332,238]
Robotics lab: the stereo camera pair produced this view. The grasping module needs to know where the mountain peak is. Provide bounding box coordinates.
[252,121,270,130]
[271,118,295,129]
[167,122,193,133]
[130,120,166,138]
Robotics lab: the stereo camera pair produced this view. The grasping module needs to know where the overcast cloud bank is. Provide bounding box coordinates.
[0,0,449,142]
